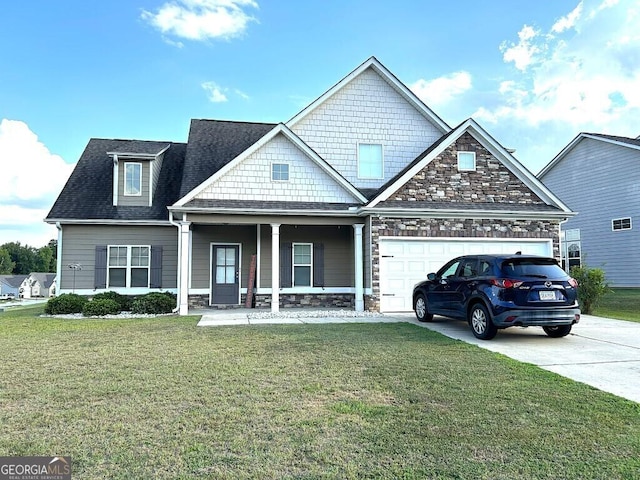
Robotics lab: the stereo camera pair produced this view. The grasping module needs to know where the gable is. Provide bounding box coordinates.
[382,132,546,206]
[192,132,363,205]
[289,66,447,190]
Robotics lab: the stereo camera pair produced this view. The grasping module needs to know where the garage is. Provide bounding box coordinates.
[379,238,553,312]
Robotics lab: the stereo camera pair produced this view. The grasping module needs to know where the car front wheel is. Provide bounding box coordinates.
[414,294,433,322]
[469,304,497,340]
[543,325,572,338]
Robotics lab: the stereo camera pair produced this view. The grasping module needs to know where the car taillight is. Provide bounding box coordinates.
[568,277,578,288]
[490,279,523,288]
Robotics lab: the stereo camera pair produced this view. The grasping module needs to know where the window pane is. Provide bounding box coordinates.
[109,268,126,287]
[125,163,141,195]
[272,163,289,181]
[226,266,235,283]
[131,246,149,266]
[131,268,148,287]
[109,246,127,266]
[358,144,383,179]
[225,248,236,265]
[294,266,311,286]
[294,244,311,264]
[458,152,475,170]
[216,266,225,284]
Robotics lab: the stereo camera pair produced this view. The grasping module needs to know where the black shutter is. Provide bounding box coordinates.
[280,242,292,288]
[150,245,163,288]
[313,243,324,287]
[94,245,107,289]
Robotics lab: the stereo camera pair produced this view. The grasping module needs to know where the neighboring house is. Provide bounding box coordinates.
[46,57,573,314]
[27,273,57,297]
[0,275,28,298]
[538,133,640,287]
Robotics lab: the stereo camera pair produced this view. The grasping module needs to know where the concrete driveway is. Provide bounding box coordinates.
[396,313,640,404]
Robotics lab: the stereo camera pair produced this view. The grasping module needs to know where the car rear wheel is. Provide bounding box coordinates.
[414,294,433,322]
[543,325,572,338]
[469,304,497,340]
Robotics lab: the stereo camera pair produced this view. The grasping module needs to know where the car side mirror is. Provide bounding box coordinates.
[427,273,436,281]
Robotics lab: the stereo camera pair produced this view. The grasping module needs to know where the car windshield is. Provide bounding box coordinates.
[500,258,566,279]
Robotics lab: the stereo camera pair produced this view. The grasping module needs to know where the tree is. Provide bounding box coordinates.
[570,264,610,315]
[0,248,14,274]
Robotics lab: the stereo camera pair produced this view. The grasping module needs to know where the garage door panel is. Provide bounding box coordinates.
[379,238,552,312]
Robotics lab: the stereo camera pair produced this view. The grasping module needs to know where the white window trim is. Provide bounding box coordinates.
[612,217,632,231]
[271,162,290,182]
[124,162,143,196]
[357,142,384,180]
[457,151,476,171]
[292,242,313,287]
[107,245,151,288]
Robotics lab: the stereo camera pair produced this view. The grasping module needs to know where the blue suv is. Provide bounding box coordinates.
[412,254,581,340]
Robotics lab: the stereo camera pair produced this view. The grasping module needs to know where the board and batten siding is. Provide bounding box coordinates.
[290,68,443,190]
[60,224,178,290]
[541,138,640,286]
[117,160,151,206]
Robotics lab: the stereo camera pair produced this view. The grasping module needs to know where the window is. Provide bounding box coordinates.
[612,218,632,231]
[358,143,383,179]
[293,243,312,287]
[272,163,289,181]
[108,245,150,288]
[124,163,142,196]
[457,151,476,171]
[439,260,461,279]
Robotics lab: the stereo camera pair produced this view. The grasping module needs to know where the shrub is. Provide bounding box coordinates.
[82,299,121,316]
[45,293,87,315]
[131,292,176,315]
[92,291,132,311]
[570,265,610,315]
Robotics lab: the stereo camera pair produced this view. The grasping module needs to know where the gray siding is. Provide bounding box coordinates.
[118,160,151,206]
[60,224,178,290]
[258,225,354,288]
[190,225,257,289]
[151,154,164,199]
[541,138,640,286]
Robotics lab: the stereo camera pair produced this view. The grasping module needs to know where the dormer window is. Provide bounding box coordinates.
[358,143,383,179]
[124,162,142,196]
[457,152,476,171]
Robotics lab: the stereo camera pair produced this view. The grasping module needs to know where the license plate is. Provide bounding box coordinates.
[539,291,556,301]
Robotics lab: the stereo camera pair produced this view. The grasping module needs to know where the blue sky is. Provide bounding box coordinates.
[1,0,639,247]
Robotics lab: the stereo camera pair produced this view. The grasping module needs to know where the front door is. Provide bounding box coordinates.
[211,245,240,305]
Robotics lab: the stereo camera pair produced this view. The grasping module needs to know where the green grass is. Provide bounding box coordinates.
[594,287,640,322]
[1,306,639,479]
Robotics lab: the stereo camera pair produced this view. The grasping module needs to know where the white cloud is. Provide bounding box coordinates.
[142,0,259,42]
[552,1,583,32]
[477,0,640,130]
[202,82,229,102]
[0,119,73,246]
[409,71,472,107]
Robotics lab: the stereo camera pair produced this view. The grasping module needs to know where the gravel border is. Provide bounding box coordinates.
[247,310,384,320]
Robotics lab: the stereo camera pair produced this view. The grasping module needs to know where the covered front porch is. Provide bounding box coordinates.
[171,213,366,315]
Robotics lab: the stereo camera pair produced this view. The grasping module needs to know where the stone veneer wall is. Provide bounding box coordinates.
[188,293,354,310]
[364,216,560,312]
[387,132,547,205]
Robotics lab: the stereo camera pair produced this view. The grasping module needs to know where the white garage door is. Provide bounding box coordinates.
[379,238,552,312]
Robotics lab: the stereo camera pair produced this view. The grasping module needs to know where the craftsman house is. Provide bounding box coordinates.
[46,57,572,314]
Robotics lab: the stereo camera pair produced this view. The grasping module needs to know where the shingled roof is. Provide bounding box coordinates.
[46,139,186,221]
[179,119,276,198]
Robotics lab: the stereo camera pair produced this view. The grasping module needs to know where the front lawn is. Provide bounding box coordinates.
[594,287,640,322]
[1,306,639,479]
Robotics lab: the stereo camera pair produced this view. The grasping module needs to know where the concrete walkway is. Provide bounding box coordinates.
[196,309,640,404]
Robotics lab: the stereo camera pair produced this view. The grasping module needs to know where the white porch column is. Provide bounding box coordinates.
[178,221,191,315]
[353,223,365,312]
[271,223,280,313]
